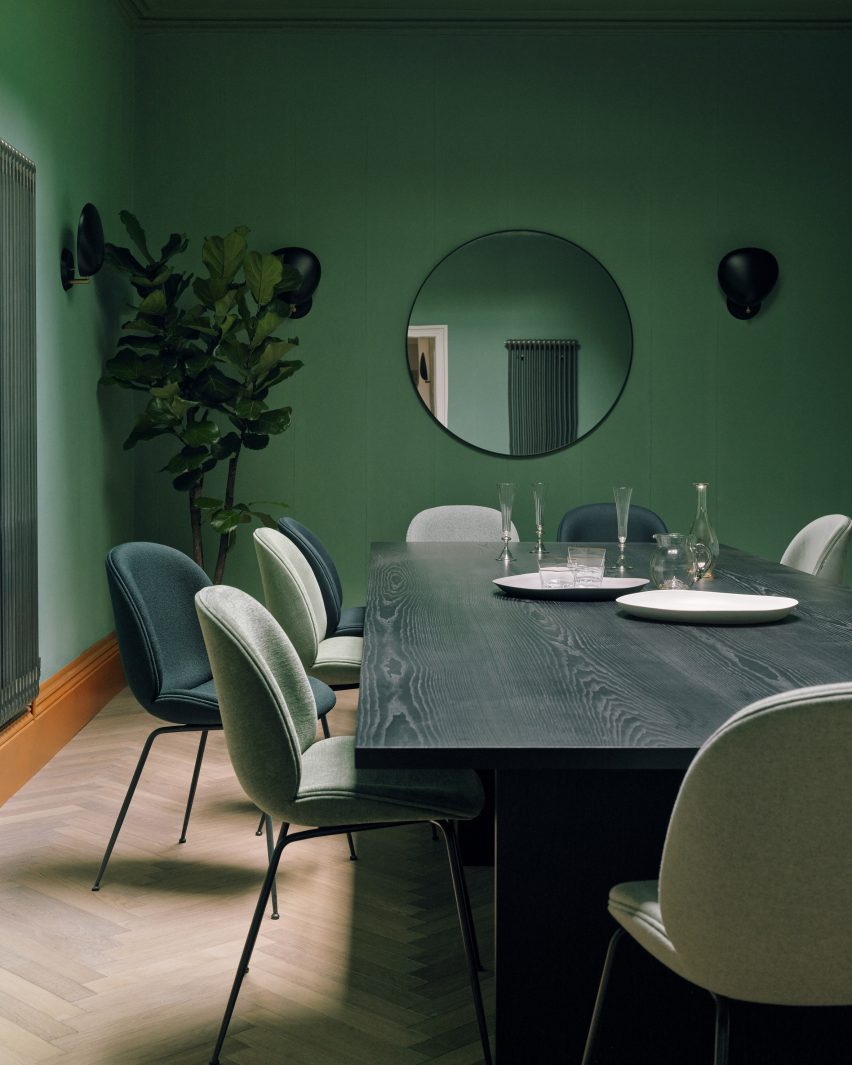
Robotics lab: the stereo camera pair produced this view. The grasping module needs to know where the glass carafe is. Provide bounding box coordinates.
[689,482,719,578]
[650,533,711,590]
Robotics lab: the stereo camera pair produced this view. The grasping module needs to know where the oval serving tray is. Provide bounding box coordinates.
[615,589,798,624]
[494,574,650,602]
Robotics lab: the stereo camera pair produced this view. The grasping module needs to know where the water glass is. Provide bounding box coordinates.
[538,561,575,589]
[568,546,606,586]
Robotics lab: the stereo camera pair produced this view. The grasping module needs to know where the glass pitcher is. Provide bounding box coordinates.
[649,533,712,590]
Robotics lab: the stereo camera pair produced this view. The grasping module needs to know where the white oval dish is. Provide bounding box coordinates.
[494,574,650,601]
[615,589,798,624]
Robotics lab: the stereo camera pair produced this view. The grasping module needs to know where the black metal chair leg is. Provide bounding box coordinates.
[580,927,626,1065]
[92,724,185,891]
[210,823,290,1065]
[178,730,208,843]
[435,820,492,1065]
[263,814,279,920]
[255,810,265,836]
[443,820,482,970]
[320,714,331,739]
[711,993,731,1065]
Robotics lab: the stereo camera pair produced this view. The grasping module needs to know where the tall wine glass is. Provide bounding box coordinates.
[611,485,633,571]
[530,482,548,555]
[496,482,516,562]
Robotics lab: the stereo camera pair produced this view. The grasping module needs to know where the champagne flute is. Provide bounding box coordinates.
[611,485,633,571]
[496,482,516,562]
[530,482,548,555]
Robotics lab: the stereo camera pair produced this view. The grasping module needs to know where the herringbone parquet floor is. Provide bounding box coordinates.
[0,689,494,1064]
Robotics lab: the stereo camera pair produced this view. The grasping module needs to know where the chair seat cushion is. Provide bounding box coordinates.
[608,880,682,977]
[308,676,336,719]
[152,680,221,726]
[334,605,366,638]
[313,635,363,687]
[278,735,485,826]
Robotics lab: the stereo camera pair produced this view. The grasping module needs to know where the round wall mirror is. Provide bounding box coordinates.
[406,230,632,456]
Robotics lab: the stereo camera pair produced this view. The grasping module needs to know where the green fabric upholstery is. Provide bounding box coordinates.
[195,585,484,827]
[254,527,363,686]
[607,682,852,1007]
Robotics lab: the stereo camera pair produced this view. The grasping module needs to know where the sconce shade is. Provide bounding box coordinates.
[717,247,778,319]
[76,202,105,276]
[274,246,321,304]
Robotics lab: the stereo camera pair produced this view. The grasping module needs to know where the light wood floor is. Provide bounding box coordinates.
[0,688,494,1064]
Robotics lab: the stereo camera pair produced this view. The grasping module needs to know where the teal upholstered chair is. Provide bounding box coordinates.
[195,584,492,1065]
[94,542,338,898]
[277,517,365,637]
[406,504,519,542]
[581,683,852,1065]
[556,502,667,543]
[780,514,852,584]
[254,527,362,688]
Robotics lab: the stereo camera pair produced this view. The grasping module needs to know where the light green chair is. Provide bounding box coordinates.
[195,584,492,1065]
[581,682,852,1065]
[254,526,362,687]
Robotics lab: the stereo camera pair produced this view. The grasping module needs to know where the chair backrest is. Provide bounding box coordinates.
[254,527,327,671]
[779,513,852,584]
[195,585,317,812]
[658,682,852,1006]
[555,502,667,543]
[277,517,343,639]
[406,505,520,542]
[106,542,212,713]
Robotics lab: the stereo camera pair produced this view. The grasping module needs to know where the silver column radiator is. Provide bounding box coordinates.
[507,338,579,455]
[0,139,39,729]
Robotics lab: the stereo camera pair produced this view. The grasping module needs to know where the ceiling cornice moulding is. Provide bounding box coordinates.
[118,2,852,32]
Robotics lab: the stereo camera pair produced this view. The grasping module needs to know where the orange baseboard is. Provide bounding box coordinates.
[0,633,126,805]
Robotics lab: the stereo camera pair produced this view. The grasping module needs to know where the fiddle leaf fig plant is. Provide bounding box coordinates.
[101,211,309,583]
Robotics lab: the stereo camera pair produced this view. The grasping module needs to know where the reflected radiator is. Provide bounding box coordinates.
[0,139,39,728]
[507,339,578,455]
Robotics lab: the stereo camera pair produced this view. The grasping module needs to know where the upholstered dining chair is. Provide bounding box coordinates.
[277,517,366,637]
[406,504,519,542]
[780,513,852,584]
[94,542,338,895]
[556,502,667,543]
[195,583,492,1065]
[580,682,852,1065]
[254,527,362,688]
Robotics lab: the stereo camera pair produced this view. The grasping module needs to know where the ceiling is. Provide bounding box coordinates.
[119,1,852,29]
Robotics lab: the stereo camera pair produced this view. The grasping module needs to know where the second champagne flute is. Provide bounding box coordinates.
[611,485,633,571]
[496,482,516,561]
[530,482,548,555]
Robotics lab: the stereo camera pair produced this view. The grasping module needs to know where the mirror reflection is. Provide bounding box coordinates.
[406,230,632,457]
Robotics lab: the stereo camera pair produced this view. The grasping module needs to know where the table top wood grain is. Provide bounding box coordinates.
[356,542,852,770]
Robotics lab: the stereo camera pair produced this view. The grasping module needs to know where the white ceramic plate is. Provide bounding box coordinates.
[494,574,650,601]
[615,589,798,624]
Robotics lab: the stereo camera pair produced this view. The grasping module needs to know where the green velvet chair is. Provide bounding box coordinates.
[254,527,362,688]
[195,584,492,1065]
[94,542,338,901]
[581,682,852,1065]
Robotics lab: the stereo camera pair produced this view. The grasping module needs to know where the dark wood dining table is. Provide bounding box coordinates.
[355,541,852,1064]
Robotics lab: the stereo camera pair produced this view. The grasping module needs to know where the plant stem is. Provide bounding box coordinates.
[189,483,204,570]
[212,447,241,584]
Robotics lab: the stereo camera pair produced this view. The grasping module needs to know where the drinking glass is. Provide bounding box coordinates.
[530,482,549,555]
[538,560,574,588]
[496,482,516,562]
[568,546,606,586]
[611,485,633,571]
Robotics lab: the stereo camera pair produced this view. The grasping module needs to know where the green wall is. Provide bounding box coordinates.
[0,0,135,676]
[132,26,852,601]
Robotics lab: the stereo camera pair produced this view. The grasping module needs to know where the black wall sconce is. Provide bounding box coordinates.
[60,202,105,290]
[717,247,779,320]
[273,246,321,318]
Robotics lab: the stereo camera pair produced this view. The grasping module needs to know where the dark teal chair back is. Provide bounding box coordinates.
[556,503,667,544]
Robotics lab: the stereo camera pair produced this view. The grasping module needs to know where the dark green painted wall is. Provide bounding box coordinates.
[132,27,852,601]
[0,0,135,675]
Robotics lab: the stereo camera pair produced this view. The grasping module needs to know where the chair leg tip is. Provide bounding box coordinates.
[271,914,280,920]
[349,854,358,861]
[178,837,187,844]
[91,886,100,892]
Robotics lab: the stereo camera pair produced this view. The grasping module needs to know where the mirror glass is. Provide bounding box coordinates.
[406,230,632,456]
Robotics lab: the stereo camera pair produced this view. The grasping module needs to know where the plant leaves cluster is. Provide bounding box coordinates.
[101,212,306,577]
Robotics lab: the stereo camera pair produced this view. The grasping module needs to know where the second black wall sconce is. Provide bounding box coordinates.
[717,247,779,320]
[60,202,105,290]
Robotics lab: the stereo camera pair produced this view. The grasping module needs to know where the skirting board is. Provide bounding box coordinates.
[0,633,126,806]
